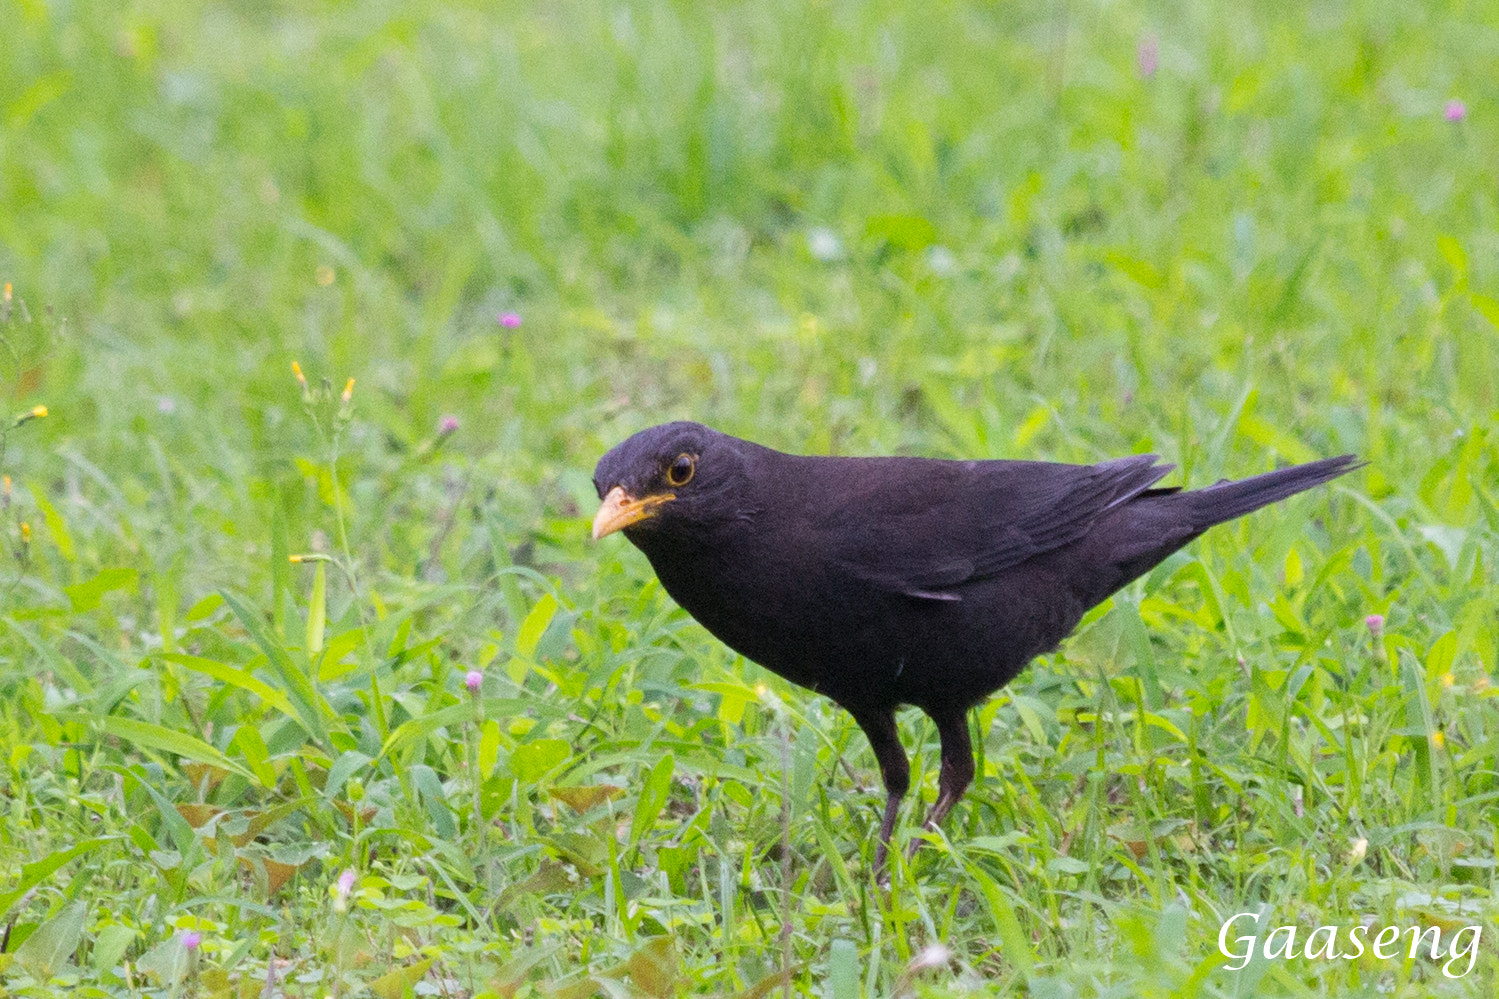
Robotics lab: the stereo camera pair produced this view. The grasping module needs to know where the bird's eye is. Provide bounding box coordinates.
[666,453,695,487]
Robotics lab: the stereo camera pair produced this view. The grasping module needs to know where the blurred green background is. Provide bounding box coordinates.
[1,0,1497,995]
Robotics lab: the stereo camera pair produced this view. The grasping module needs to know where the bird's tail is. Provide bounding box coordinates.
[1186,454,1362,529]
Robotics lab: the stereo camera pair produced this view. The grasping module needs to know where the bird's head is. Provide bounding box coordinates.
[591,422,747,543]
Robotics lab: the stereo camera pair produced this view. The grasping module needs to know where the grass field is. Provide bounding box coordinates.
[2,0,1498,995]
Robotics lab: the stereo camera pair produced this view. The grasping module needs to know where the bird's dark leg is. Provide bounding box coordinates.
[850,709,908,874]
[906,709,974,859]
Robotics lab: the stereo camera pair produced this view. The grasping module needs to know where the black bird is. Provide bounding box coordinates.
[592,422,1357,870]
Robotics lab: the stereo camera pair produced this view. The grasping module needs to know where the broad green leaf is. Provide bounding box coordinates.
[184,592,224,623]
[1119,596,1163,709]
[305,560,326,654]
[1012,695,1050,744]
[516,593,558,658]
[1399,649,1440,812]
[1143,711,1189,743]
[1104,250,1165,289]
[478,719,502,779]
[1471,292,1499,331]
[829,939,859,999]
[378,697,529,762]
[1011,404,1049,449]
[370,959,433,999]
[92,923,136,973]
[962,860,1034,977]
[0,838,115,917]
[380,703,476,761]
[6,70,70,129]
[510,738,571,782]
[491,945,560,997]
[64,567,139,611]
[89,715,256,782]
[158,652,296,720]
[1438,234,1467,278]
[630,753,674,845]
[864,213,935,251]
[1283,546,1303,587]
[325,749,371,800]
[15,901,87,980]
[119,765,199,855]
[5,619,92,693]
[31,487,75,562]
[230,725,277,787]
[134,934,191,987]
[1425,630,1457,682]
[410,763,456,838]
[221,590,334,743]
[318,628,363,680]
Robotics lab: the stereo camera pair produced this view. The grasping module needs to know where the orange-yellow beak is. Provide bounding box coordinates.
[591,486,675,540]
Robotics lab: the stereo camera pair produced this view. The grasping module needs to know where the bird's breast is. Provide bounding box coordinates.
[639,533,933,705]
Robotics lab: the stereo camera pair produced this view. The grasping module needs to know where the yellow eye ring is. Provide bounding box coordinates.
[666,453,695,487]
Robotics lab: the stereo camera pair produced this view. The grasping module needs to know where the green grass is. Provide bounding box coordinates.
[1,0,1497,995]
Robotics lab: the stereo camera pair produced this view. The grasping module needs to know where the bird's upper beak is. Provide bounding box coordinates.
[591,486,675,540]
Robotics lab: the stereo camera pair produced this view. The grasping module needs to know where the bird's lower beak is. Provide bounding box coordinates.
[592,486,674,540]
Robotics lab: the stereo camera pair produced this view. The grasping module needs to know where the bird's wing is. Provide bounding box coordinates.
[814,454,1175,600]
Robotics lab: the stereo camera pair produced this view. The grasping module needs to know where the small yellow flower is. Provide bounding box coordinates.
[1431,730,1445,749]
[20,522,30,544]
[341,378,354,404]
[12,405,46,427]
[292,361,307,386]
[289,554,305,563]
[3,283,10,303]
[1441,673,1455,688]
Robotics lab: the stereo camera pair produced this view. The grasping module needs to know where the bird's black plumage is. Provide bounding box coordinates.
[592,421,1358,870]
